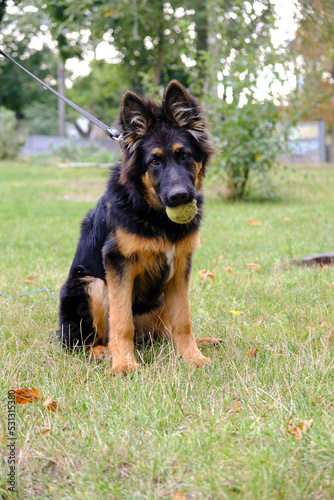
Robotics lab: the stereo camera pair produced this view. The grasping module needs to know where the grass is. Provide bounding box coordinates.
[0,160,334,499]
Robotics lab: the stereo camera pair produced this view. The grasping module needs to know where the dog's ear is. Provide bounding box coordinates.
[120,91,152,137]
[163,80,200,128]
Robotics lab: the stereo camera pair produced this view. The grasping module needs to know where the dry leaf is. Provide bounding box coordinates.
[200,238,204,244]
[286,415,293,430]
[0,434,7,440]
[286,416,313,438]
[246,349,259,358]
[173,491,186,500]
[218,254,224,262]
[320,321,328,327]
[212,259,216,268]
[246,263,262,270]
[41,429,51,436]
[248,219,262,226]
[284,217,291,221]
[43,396,58,413]
[14,387,40,404]
[325,329,334,341]
[224,266,234,275]
[199,269,215,280]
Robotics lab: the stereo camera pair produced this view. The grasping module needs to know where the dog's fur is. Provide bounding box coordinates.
[58,80,217,375]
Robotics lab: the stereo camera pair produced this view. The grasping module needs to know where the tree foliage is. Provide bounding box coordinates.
[0,106,25,158]
[0,0,292,198]
[191,0,291,199]
[291,0,334,133]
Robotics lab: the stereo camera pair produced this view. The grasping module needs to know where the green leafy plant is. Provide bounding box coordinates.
[50,139,119,164]
[0,107,25,160]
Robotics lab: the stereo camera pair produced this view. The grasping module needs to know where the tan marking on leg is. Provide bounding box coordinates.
[163,248,211,367]
[82,277,109,346]
[105,266,139,375]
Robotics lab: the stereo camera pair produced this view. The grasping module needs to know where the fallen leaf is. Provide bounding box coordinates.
[41,429,51,436]
[286,415,293,430]
[200,238,204,244]
[230,310,242,316]
[224,266,234,275]
[212,259,216,268]
[286,416,313,438]
[0,434,7,439]
[248,219,262,226]
[246,263,262,270]
[320,321,328,327]
[218,254,224,262]
[325,329,334,341]
[246,349,259,358]
[20,279,38,284]
[199,269,215,280]
[14,387,40,404]
[43,396,58,412]
[284,217,291,221]
[173,491,186,500]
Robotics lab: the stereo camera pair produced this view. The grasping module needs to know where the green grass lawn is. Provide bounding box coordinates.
[0,160,334,499]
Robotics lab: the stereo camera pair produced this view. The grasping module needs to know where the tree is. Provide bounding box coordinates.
[290,0,334,160]
[66,60,132,133]
[189,0,291,199]
[0,0,60,136]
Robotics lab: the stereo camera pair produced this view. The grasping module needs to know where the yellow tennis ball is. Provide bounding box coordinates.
[166,200,197,224]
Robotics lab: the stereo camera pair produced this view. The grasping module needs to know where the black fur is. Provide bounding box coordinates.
[58,80,215,348]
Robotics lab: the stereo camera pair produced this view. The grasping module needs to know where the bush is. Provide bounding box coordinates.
[209,100,290,200]
[0,107,25,160]
[50,139,119,164]
[24,102,58,136]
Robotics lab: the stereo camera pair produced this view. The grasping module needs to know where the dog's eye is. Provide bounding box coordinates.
[181,153,189,160]
[151,158,160,166]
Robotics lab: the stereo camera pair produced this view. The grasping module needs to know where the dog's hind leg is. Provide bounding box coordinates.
[82,277,110,360]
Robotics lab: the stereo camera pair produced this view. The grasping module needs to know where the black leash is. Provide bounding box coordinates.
[0,48,121,141]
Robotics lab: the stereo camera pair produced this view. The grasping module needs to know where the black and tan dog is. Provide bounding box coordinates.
[58,80,219,375]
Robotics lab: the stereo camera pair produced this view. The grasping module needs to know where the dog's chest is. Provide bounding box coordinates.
[165,247,175,282]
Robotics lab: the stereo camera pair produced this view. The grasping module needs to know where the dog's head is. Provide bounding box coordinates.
[119,80,216,211]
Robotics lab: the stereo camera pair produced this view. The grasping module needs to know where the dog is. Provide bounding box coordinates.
[58,80,218,375]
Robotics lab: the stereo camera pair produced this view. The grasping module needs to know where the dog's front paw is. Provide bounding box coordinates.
[110,360,140,376]
[183,354,212,368]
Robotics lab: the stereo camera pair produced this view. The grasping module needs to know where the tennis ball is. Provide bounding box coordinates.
[166,199,197,224]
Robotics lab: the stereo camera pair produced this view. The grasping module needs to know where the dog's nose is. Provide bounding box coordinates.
[168,188,190,206]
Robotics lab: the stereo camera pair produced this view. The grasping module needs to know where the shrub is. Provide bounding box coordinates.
[0,107,25,160]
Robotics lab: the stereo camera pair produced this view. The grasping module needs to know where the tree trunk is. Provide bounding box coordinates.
[57,60,66,137]
[155,0,164,86]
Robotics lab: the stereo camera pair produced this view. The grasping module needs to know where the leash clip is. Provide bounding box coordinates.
[107,127,122,141]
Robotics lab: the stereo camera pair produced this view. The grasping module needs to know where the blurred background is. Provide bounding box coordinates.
[0,0,333,199]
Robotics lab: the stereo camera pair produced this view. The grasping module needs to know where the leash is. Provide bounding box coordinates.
[0,48,122,142]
